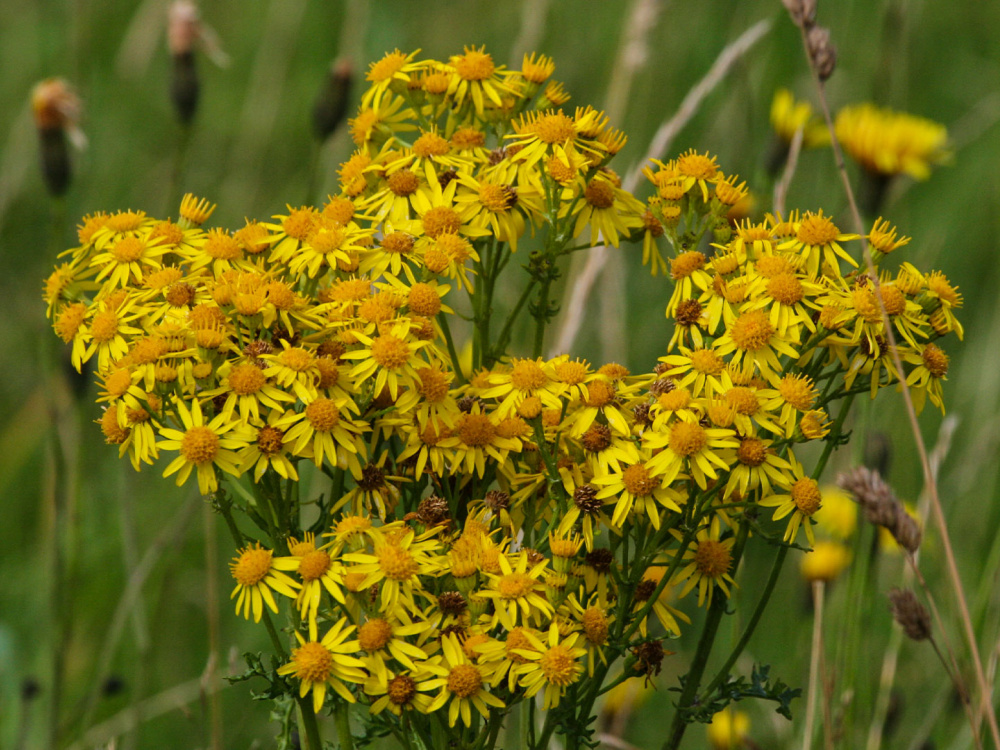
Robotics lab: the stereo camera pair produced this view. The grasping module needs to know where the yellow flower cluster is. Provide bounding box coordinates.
[42,47,961,739]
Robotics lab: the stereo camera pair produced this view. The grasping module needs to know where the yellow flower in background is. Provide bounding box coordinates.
[770,88,830,147]
[801,540,852,582]
[835,103,949,180]
[707,707,750,749]
[814,485,858,539]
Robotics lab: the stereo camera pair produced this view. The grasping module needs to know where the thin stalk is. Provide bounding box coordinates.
[202,503,223,750]
[492,277,537,364]
[297,696,324,750]
[802,580,826,750]
[437,311,466,385]
[533,276,553,357]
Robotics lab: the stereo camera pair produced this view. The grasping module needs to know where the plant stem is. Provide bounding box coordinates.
[297,696,324,750]
[437,311,466,385]
[333,700,353,750]
[802,580,825,750]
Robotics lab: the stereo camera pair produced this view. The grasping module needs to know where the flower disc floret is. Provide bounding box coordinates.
[231,545,272,587]
[289,641,334,683]
[458,413,495,446]
[181,426,220,464]
[730,311,774,351]
[422,206,462,238]
[694,540,731,578]
[539,646,577,685]
[668,421,707,457]
[378,544,418,581]
[584,180,615,209]
[737,437,767,467]
[298,550,332,581]
[622,464,658,496]
[791,477,822,515]
[358,618,394,651]
[306,398,341,431]
[447,664,482,697]
[371,334,411,369]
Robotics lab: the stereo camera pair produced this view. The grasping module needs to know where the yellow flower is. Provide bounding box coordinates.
[800,540,851,582]
[342,526,442,613]
[276,617,367,711]
[228,542,300,622]
[707,708,750,750]
[835,102,949,180]
[671,527,737,608]
[478,551,553,629]
[570,173,645,248]
[362,48,428,108]
[593,457,684,530]
[814,485,857,539]
[446,45,517,116]
[778,210,860,277]
[423,633,504,727]
[760,456,823,545]
[157,397,251,494]
[514,624,587,709]
[770,88,829,147]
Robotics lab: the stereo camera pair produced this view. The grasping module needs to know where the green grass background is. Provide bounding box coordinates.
[2,0,999,747]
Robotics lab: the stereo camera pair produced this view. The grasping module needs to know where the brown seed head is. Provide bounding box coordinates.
[888,588,931,641]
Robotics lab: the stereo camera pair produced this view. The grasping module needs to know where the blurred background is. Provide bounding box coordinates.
[2,0,999,747]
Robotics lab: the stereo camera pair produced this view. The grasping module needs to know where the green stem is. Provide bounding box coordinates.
[533,276,552,358]
[492,278,537,364]
[437,311,466,384]
[298,695,325,750]
[333,700,353,750]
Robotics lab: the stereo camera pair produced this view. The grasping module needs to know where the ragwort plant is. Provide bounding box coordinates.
[42,46,963,750]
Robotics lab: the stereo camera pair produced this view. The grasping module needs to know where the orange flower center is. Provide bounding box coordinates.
[532,112,576,144]
[458,413,495,446]
[305,398,340,431]
[370,334,411,369]
[358,618,394,651]
[797,212,840,246]
[668,421,707,457]
[447,664,482,698]
[112,236,145,263]
[231,545,272,586]
[180,425,219,464]
[584,180,615,209]
[298,550,332,581]
[767,273,804,305]
[922,343,949,378]
[791,477,822,515]
[729,311,774,351]
[388,170,420,197]
[670,251,706,280]
[377,544,418,581]
[289,641,334,683]
[622,463,657,497]
[540,646,579,686]
[422,206,462,238]
[737,437,767,467]
[694,540,731,577]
